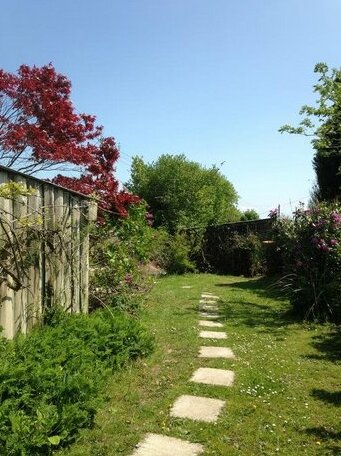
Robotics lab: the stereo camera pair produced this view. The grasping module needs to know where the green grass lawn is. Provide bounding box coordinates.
[61,274,340,456]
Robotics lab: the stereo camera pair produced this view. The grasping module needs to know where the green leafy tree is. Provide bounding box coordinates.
[127,154,239,233]
[280,63,341,201]
[240,209,260,221]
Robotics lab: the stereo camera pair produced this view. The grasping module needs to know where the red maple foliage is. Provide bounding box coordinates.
[0,64,138,217]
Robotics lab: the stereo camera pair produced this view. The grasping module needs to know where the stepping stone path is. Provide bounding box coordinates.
[199,346,235,359]
[198,320,223,328]
[170,394,225,422]
[131,290,236,455]
[199,312,220,319]
[199,299,218,305]
[191,367,235,386]
[199,330,227,339]
[132,433,204,456]
[201,294,220,300]
[199,305,219,312]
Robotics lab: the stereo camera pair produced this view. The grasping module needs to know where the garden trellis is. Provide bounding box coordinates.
[0,165,97,338]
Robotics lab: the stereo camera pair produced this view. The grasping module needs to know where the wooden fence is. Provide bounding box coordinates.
[203,218,273,241]
[0,166,97,339]
[185,218,274,274]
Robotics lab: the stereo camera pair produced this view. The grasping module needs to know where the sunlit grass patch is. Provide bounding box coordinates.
[61,274,340,456]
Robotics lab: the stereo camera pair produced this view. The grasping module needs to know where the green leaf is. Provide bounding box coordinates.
[48,435,61,445]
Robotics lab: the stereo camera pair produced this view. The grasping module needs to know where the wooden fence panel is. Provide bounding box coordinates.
[0,171,14,339]
[71,197,81,313]
[54,187,65,307]
[26,181,43,332]
[0,166,96,338]
[63,191,73,312]
[79,202,94,313]
[12,174,28,335]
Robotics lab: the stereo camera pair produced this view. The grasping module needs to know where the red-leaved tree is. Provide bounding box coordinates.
[0,63,138,216]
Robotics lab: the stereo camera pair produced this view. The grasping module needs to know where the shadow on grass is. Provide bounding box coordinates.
[305,427,341,455]
[215,276,287,301]
[214,277,298,333]
[307,329,341,362]
[305,334,341,453]
[311,389,341,407]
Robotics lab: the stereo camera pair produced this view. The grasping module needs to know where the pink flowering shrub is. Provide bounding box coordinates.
[273,202,341,322]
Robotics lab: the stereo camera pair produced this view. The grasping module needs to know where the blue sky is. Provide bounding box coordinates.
[1,0,341,216]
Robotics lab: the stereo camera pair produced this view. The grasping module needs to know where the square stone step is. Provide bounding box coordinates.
[198,320,223,328]
[131,433,204,456]
[201,294,220,300]
[199,305,218,311]
[199,346,235,359]
[199,330,227,339]
[190,367,235,386]
[170,394,225,422]
[199,300,218,305]
[198,313,220,319]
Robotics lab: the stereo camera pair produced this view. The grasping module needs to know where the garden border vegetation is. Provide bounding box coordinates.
[0,305,153,455]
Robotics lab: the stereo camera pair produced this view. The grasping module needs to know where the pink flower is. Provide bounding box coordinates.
[269,208,278,219]
[331,211,341,225]
[318,242,330,252]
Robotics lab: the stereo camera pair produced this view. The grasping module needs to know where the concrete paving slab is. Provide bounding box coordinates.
[201,294,220,300]
[199,306,219,315]
[198,313,220,319]
[199,300,218,305]
[199,305,218,311]
[199,346,235,359]
[199,330,227,339]
[170,395,225,422]
[198,320,223,328]
[190,367,235,386]
[131,433,204,456]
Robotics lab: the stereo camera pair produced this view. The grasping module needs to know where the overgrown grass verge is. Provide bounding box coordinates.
[60,274,340,456]
[0,307,153,455]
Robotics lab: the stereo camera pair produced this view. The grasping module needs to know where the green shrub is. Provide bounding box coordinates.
[152,229,196,274]
[197,230,264,277]
[107,293,143,314]
[89,202,154,310]
[229,233,264,277]
[0,309,153,455]
[273,202,341,322]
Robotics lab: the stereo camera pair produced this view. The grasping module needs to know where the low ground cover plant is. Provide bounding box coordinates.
[274,202,341,322]
[0,307,153,455]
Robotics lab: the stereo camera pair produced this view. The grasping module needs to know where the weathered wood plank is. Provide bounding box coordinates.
[63,192,72,312]
[54,188,65,307]
[71,197,81,313]
[12,174,28,335]
[26,181,43,331]
[80,201,91,313]
[0,171,14,339]
[43,184,55,310]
